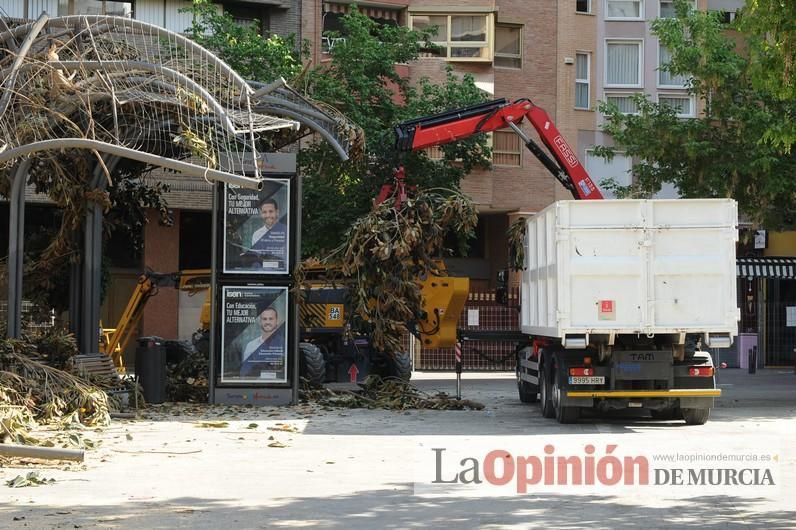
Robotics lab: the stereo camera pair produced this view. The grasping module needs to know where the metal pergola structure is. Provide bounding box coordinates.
[0,14,359,353]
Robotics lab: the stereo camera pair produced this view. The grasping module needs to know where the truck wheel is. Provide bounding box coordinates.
[388,352,412,381]
[539,358,555,418]
[553,365,579,424]
[299,342,326,386]
[516,357,538,403]
[682,408,710,425]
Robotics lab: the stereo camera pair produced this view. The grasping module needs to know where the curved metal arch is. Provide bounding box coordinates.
[0,139,263,190]
[0,15,252,96]
[254,104,350,162]
[28,60,238,135]
[0,13,48,119]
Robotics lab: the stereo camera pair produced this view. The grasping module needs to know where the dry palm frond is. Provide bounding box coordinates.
[0,339,111,432]
[507,217,527,271]
[173,125,218,168]
[300,375,484,410]
[328,186,477,354]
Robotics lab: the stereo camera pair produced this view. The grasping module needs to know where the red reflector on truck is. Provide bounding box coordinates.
[688,367,714,377]
[569,367,593,376]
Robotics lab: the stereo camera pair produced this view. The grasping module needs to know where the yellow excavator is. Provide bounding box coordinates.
[100,270,211,373]
[100,266,468,383]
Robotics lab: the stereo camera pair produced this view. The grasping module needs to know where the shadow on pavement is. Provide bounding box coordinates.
[4,489,794,530]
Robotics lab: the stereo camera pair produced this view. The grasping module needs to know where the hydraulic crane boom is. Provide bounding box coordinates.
[394,98,603,200]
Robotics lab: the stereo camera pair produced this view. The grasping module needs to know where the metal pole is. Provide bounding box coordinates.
[0,443,84,462]
[455,340,462,400]
[208,182,219,404]
[291,164,302,406]
[749,346,757,374]
[80,156,118,354]
[7,160,30,338]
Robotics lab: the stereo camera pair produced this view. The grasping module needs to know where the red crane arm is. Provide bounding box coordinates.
[393,98,603,200]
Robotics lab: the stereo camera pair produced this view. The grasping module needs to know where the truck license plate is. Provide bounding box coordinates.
[569,376,605,385]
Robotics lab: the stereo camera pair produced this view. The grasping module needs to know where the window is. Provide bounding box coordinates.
[495,24,521,68]
[658,94,695,117]
[604,93,640,114]
[493,130,521,167]
[606,0,642,19]
[585,150,632,199]
[660,1,696,18]
[575,53,590,109]
[658,45,687,87]
[410,13,493,61]
[576,0,591,14]
[425,145,444,160]
[717,10,738,24]
[426,133,492,161]
[224,5,269,35]
[605,40,642,87]
[57,0,133,17]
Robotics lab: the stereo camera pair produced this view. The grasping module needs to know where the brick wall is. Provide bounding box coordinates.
[141,209,181,339]
[406,0,560,214]
[269,4,301,38]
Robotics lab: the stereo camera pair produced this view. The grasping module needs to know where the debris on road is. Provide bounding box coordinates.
[299,375,484,411]
[195,421,229,429]
[1,336,110,453]
[5,471,56,488]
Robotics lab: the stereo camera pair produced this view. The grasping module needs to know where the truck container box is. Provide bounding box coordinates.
[520,199,738,345]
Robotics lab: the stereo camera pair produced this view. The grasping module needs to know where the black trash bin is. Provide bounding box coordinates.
[136,336,166,404]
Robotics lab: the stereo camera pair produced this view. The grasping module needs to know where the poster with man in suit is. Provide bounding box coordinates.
[220,286,288,384]
[223,180,290,274]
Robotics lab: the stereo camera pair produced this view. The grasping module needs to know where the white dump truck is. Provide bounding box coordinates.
[516,199,739,424]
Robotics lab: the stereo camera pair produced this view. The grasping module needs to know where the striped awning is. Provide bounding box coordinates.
[737,257,796,279]
[323,2,401,21]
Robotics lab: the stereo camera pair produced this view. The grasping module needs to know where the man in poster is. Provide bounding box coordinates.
[250,197,287,270]
[239,300,286,380]
[223,179,290,275]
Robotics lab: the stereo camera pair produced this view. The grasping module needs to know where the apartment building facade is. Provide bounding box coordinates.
[2,0,754,349]
[558,0,744,200]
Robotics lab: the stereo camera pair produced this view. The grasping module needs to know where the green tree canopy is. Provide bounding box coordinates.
[595,0,796,229]
[185,2,490,256]
[738,0,796,148]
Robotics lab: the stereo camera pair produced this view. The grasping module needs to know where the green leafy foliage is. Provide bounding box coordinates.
[185,5,490,256]
[300,11,489,256]
[183,0,307,83]
[6,472,56,488]
[596,1,796,229]
[737,0,796,149]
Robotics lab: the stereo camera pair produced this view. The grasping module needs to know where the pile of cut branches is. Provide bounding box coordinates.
[166,338,209,403]
[0,333,111,447]
[299,375,484,411]
[321,187,477,354]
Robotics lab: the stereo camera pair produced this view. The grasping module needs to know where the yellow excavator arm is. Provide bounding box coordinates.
[100,269,210,371]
